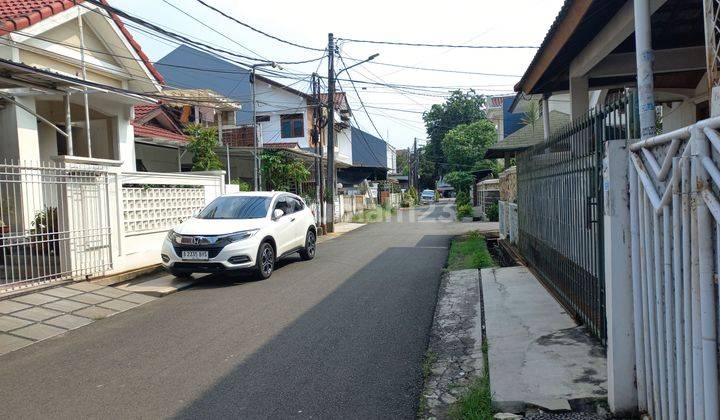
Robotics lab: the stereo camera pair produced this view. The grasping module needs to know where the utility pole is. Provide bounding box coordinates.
[311,72,325,230]
[413,138,419,189]
[326,33,336,233]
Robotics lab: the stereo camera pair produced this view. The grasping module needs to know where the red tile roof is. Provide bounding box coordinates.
[319,92,350,111]
[133,104,159,121]
[0,0,165,84]
[133,123,187,143]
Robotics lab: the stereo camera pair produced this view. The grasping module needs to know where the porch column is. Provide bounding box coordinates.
[542,95,551,141]
[570,76,589,120]
[634,0,656,139]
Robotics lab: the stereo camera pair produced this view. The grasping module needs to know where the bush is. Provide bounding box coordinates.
[231,179,252,191]
[485,202,499,222]
[457,203,473,219]
[405,186,418,206]
[455,191,471,207]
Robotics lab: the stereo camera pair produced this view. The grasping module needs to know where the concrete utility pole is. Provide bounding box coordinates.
[311,72,325,230]
[634,0,656,139]
[326,33,336,233]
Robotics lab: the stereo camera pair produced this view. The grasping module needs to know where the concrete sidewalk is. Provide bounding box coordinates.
[481,266,606,413]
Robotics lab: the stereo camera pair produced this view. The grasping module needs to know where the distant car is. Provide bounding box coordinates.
[162,192,317,280]
[420,189,437,205]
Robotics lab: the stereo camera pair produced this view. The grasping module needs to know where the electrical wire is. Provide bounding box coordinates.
[194,0,325,52]
[341,56,523,77]
[337,37,538,49]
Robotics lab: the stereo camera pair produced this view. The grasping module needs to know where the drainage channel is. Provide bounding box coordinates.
[485,235,520,268]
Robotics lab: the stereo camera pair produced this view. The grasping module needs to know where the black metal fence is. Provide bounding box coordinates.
[516,91,638,343]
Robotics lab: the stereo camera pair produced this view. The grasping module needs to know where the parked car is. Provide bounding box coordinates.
[162,192,317,280]
[420,189,437,205]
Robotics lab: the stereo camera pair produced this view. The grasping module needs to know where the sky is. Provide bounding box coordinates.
[119,0,565,149]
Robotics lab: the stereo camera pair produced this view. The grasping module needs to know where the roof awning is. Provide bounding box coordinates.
[0,58,155,104]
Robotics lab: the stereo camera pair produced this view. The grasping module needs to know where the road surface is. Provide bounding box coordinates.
[0,201,493,419]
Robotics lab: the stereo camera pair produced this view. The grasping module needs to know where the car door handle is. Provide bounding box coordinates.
[290,217,296,222]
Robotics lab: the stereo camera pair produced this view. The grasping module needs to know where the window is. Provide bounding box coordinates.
[197,196,271,219]
[274,196,293,216]
[280,114,304,138]
[255,115,270,123]
[288,197,304,212]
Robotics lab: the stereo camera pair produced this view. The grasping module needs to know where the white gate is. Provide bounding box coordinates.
[629,116,720,419]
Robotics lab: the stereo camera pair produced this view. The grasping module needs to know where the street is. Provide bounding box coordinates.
[0,202,485,419]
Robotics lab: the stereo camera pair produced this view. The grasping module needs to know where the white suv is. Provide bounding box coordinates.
[161,192,317,280]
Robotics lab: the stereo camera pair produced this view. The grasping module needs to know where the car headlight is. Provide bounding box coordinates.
[167,230,180,244]
[221,229,259,244]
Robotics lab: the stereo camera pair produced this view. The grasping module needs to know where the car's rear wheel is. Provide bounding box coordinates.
[255,241,275,279]
[299,229,316,261]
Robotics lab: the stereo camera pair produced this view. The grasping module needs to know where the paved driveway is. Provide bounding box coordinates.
[0,203,496,419]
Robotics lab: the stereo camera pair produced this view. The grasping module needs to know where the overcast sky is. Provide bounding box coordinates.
[120,0,564,149]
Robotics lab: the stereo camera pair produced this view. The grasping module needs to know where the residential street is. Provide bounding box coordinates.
[0,202,492,419]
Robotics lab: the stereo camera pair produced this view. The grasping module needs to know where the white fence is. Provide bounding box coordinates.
[627,116,720,419]
[0,161,226,292]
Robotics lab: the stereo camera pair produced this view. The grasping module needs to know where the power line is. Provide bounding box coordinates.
[337,37,539,49]
[84,0,325,65]
[194,0,325,52]
[337,55,384,141]
[342,56,522,77]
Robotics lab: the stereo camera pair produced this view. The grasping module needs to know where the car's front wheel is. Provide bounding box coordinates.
[299,229,316,261]
[255,241,275,280]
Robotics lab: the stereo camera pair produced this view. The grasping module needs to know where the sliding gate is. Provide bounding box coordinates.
[516,93,636,342]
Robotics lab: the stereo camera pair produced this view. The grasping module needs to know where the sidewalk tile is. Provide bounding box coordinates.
[42,287,83,299]
[42,299,88,313]
[0,315,32,332]
[12,324,66,341]
[69,293,111,305]
[119,293,157,304]
[74,306,116,320]
[99,299,137,312]
[0,333,33,354]
[66,282,105,292]
[93,287,130,299]
[45,314,92,330]
[13,293,58,306]
[0,300,30,314]
[13,307,63,322]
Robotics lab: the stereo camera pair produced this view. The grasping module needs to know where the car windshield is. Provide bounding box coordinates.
[196,196,271,220]
[422,191,434,196]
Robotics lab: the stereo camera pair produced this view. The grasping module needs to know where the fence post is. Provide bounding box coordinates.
[603,139,637,413]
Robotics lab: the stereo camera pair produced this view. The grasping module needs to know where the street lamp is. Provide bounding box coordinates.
[250,61,282,191]
[337,53,379,76]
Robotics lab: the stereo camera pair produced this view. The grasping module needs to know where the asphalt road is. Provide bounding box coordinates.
[0,201,491,419]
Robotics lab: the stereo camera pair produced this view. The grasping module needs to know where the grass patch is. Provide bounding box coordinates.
[446,231,496,271]
[448,372,493,420]
[422,350,438,379]
[351,206,396,223]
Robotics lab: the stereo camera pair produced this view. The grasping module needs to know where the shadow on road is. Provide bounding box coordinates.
[173,238,451,419]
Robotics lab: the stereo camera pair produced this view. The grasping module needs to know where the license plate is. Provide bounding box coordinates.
[182,250,209,261]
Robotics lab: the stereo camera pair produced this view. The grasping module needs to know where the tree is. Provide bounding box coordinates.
[444,171,475,195]
[261,150,310,191]
[185,124,223,171]
[521,100,541,133]
[441,119,498,172]
[422,89,487,180]
[396,149,410,176]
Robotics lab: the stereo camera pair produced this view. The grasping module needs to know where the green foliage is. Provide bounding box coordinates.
[447,231,496,271]
[485,202,499,222]
[457,203,473,220]
[261,149,310,191]
[441,120,498,172]
[455,191,471,207]
[231,179,252,191]
[351,206,395,223]
[185,123,223,171]
[422,90,487,181]
[445,171,475,196]
[521,100,541,133]
[404,186,418,206]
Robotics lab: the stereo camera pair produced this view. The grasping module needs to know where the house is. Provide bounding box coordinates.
[0,0,163,171]
[484,109,570,164]
[508,1,719,417]
[486,95,524,142]
[337,127,395,189]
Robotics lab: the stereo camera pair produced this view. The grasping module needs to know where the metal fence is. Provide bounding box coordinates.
[629,116,720,419]
[516,92,636,342]
[0,161,111,289]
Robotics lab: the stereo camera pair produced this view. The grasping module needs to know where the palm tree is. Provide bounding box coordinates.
[521,101,541,133]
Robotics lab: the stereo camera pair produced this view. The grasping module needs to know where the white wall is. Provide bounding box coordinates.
[254,82,309,146]
[336,126,353,165]
[386,144,397,173]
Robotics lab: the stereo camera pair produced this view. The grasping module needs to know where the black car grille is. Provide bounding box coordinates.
[173,246,225,259]
[173,262,226,272]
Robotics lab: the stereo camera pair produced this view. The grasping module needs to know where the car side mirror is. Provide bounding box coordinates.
[273,208,284,220]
